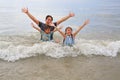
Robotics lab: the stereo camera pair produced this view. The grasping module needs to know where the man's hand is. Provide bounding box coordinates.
[22,8,29,14]
[31,22,34,27]
[58,26,64,29]
[69,12,75,17]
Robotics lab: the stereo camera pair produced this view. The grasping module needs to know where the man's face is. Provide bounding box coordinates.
[45,17,52,25]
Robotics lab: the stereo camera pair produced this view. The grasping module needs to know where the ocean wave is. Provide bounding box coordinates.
[0,34,120,62]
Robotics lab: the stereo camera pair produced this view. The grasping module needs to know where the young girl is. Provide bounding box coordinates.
[31,22,62,42]
[55,20,89,46]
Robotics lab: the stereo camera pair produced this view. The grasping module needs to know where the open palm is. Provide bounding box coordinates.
[22,8,28,13]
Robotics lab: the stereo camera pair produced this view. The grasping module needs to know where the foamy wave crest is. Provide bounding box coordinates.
[0,38,120,62]
[75,39,120,57]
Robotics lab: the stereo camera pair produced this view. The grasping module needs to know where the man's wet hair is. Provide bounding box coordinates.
[46,15,53,21]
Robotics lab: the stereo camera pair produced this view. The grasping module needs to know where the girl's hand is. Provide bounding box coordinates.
[31,22,34,27]
[84,19,90,25]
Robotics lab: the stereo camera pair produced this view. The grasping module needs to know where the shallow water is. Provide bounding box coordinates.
[0,55,120,80]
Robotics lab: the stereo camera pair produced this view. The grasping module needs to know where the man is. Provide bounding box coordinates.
[22,8,75,41]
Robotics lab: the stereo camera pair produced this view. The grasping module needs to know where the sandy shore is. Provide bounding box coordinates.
[0,54,120,80]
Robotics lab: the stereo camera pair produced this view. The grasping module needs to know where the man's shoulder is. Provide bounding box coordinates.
[38,22,45,26]
[53,22,57,26]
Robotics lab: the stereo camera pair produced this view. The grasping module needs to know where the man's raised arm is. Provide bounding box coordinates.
[56,12,75,25]
[22,8,39,25]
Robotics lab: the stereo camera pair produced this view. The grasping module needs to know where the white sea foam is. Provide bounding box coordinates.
[0,34,120,62]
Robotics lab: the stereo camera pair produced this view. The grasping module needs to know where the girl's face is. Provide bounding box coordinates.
[45,28,50,34]
[66,28,72,35]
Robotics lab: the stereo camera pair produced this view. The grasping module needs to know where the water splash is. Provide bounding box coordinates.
[0,35,120,62]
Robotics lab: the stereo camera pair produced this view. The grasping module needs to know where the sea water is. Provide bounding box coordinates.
[0,0,120,62]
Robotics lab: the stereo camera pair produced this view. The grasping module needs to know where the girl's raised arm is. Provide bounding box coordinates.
[73,19,89,37]
[55,27,66,38]
[31,22,41,32]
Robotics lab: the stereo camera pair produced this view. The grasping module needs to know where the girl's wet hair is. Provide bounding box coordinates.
[65,27,73,32]
[46,15,53,21]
